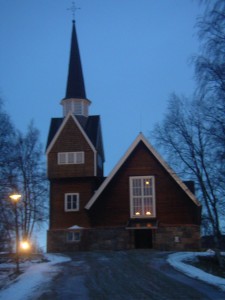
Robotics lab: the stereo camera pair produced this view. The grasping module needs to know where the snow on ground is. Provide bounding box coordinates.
[0,254,71,300]
[168,251,225,291]
[1,251,225,299]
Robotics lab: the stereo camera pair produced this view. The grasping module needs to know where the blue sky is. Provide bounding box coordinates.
[0,0,204,175]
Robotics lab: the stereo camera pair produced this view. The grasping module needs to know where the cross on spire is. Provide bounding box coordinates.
[67,1,80,21]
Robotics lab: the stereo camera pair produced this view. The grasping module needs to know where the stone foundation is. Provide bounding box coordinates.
[47,227,133,252]
[47,225,201,252]
[153,225,201,251]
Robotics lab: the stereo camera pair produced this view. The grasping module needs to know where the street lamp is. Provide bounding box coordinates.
[9,192,22,273]
[20,240,31,251]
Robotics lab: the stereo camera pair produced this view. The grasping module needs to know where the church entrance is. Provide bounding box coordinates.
[134,229,153,249]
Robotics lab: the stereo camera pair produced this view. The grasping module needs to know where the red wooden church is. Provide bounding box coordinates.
[46,21,201,252]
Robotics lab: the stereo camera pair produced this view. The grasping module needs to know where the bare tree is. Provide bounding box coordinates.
[152,94,224,240]
[152,1,225,266]
[0,101,48,250]
[0,100,16,251]
[194,0,225,163]
[13,122,48,241]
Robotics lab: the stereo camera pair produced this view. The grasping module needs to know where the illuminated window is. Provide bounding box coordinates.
[67,231,81,242]
[129,176,156,218]
[58,152,84,164]
[65,193,79,211]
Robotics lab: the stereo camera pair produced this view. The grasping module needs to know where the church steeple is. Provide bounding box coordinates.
[61,20,91,117]
[66,20,86,99]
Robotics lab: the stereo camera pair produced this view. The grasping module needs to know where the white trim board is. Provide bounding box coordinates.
[85,132,201,209]
[46,112,97,176]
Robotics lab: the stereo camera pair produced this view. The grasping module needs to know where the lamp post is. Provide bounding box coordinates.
[9,193,22,273]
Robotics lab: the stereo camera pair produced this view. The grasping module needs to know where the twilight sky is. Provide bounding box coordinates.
[0,0,204,175]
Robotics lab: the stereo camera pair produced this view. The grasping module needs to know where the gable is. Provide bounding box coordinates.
[46,113,97,177]
[85,133,201,209]
[46,114,104,163]
[50,116,95,153]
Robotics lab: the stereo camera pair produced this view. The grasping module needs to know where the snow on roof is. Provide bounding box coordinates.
[68,225,83,229]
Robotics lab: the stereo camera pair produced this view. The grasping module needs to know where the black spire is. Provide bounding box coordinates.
[65,20,86,99]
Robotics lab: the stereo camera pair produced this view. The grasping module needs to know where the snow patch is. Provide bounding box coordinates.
[0,254,71,300]
[168,252,225,291]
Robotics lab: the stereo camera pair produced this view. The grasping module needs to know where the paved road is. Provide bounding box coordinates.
[34,250,224,300]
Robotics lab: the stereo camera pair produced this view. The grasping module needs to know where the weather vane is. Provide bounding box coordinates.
[67,1,80,20]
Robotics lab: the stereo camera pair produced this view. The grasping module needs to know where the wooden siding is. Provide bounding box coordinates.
[49,177,101,229]
[47,116,95,178]
[89,141,201,227]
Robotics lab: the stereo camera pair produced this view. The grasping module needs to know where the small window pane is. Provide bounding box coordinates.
[133,198,142,216]
[67,232,73,241]
[65,193,79,211]
[67,196,72,210]
[133,178,142,196]
[68,152,75,164]
[76,152,84,164]
[67,231,81,242]
[144,197,153,215]
[71,195,77,209]
[74,232,81,241]
[58,153,66,164]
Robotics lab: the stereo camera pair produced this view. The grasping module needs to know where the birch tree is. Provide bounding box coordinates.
[13,122,48,241]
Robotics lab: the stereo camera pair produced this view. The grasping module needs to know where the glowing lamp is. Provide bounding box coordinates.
[146,211,151,215]
[20,241,31,251]
[9,193,22,202]
[135,212,140,216]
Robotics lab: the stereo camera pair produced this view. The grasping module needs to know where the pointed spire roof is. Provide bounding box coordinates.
[65,20,86,99]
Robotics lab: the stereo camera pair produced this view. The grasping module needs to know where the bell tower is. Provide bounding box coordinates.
[61,20,91,117]
[46,17,105,250]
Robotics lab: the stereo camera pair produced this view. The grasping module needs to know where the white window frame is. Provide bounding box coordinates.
[66,231,81,242]
[58,152,84,165]
[64,193,79,212]
[129,176,156,218]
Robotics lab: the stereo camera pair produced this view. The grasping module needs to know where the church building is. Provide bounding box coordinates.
[46,20,201,252]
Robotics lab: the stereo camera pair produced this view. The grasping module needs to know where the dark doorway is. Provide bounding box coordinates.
[134,230,152,249]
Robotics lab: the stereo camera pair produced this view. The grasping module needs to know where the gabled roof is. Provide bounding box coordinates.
[65,20,86,99]
[46,113,95,155]
[46,114,104,161]
[46,118,64,150]
[85,133,201,209]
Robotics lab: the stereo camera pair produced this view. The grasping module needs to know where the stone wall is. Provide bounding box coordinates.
[47,227,133,252]
[47,225,201,252]
[153,225,201,251]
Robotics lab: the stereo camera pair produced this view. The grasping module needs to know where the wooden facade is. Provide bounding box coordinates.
[47,133,201,252]
[88,141,201,228]
[49,177,101,229]
[46,21,201,252]
[47,115,96,179]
